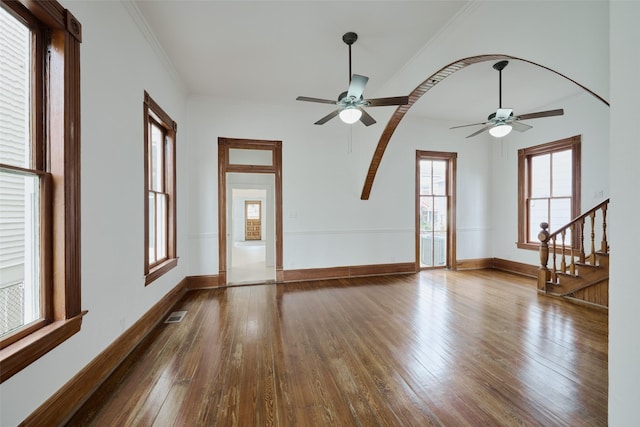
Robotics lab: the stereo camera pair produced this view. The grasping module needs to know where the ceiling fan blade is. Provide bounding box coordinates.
[366,96,409,107]
[466,125,491,138]
[314,109,341,125]
[358,107,376,126]
[511,121,533,132]
[347,74,369,99]
[296,96,338,105]
[516,108,564,120]
[450,121,488,130]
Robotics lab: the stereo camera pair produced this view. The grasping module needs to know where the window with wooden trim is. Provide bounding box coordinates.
[0,0,83,383]
[518,135,581,250]
[144,92,177,284]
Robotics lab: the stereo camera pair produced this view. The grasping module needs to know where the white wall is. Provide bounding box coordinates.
[609,1,640,425]
[186,96,418,274]
[0,2,187,425]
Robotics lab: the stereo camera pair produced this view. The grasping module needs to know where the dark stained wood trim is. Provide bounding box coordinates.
[143,91,178,285]
[0,312,86,383]
[218,137,283,285]
[492,258,538,278]
[517,135,581,247]
[283,262,415,283]
[21,278,188,426]
[361,54,610,200]
[456,258,494,270]
[283,267,351,282]
[0,0,83,382]
[186,275,220,289]
[415,151,457,270]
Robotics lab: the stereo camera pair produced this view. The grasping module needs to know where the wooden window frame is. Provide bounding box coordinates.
[0,0,84,383]
[415,150,457,271]
[517,135,581,250]
[143,91,177,285]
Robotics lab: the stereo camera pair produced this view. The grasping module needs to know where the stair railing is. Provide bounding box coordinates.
[537,199,609,291]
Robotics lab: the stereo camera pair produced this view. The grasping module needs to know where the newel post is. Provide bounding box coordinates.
[538,222,550,292]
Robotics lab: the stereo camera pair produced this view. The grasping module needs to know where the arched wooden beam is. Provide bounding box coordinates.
[360,54,610,200]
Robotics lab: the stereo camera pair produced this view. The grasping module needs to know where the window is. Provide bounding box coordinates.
[144,92,177,284]
[0,0,83,383]
[518,135,581,250]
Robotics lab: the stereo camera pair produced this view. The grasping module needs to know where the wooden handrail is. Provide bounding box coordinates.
[537,199,609,292]
[546,198,609,240]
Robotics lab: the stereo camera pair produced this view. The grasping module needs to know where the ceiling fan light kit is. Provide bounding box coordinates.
[339,106,362,124]
[450,60,565,138]
[296,32,409,126]
[489,123,513,138]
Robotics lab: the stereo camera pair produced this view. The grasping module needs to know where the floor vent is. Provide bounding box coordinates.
[164,310,187,324]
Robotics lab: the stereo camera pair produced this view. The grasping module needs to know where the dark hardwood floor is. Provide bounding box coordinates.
[67,269,608,426]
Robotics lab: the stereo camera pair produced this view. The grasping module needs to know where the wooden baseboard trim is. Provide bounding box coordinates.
[491,258,538,278]
[456,258,493,270]
[186,274,220,289]
[283,262,415,283]
[22,278,188,427]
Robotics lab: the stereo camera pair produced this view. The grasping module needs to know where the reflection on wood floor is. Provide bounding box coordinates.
[67,269,608,426]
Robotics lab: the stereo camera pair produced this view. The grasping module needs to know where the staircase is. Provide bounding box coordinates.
[537,199,609,308]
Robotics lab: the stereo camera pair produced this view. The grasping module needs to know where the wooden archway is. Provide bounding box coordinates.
[360,54,610,200]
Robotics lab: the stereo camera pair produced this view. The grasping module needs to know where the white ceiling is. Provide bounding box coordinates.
[133,0,583,126]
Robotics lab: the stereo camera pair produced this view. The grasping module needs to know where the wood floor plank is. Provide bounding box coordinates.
[66,269,608,426]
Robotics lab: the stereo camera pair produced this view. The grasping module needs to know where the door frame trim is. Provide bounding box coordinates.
[415,150,457,270]
[218,138,283,285]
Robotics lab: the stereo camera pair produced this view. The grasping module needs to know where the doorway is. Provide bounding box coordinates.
[416,151,457,269]
[226,177,275,285]
[218,138,283,285]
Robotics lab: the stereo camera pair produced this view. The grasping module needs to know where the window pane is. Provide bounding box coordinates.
[433,196,448,232]
[433,232,447,266]
[0,171,40,337]
[432,161,446,196]
[228,148,272,166]
[150,123,163,191]
[550,198,572,235]
[156,193,167,261]
[148,192,155,263]
[529,199,548,242]
[531,154,550,198]
[0,7,31,169]
[552,149,572,197]
[420,196,433,232]
[419,160,432,195]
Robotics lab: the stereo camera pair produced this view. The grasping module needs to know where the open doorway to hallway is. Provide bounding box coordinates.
[217,137,283,285]
[227,178,276,285]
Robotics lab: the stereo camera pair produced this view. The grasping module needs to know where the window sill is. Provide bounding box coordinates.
[0,311,87,383]
[145,257,178,286]
[517,242,540,251]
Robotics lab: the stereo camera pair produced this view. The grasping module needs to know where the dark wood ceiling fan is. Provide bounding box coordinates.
[450,60,564,138]
[296,32,409,126]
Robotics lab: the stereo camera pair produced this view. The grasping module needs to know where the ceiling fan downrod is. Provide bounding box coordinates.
[493,60,508,109]
[343,32,358,85]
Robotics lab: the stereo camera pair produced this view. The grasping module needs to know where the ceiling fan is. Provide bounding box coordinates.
[450,60,564,138]
[296,32,409,126]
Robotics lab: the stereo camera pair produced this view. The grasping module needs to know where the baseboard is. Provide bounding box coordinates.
[186,274,220,289]
[456,258,493,270]
[283,262,416,282]
[491,258,537,277]
[22,278,188,427]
